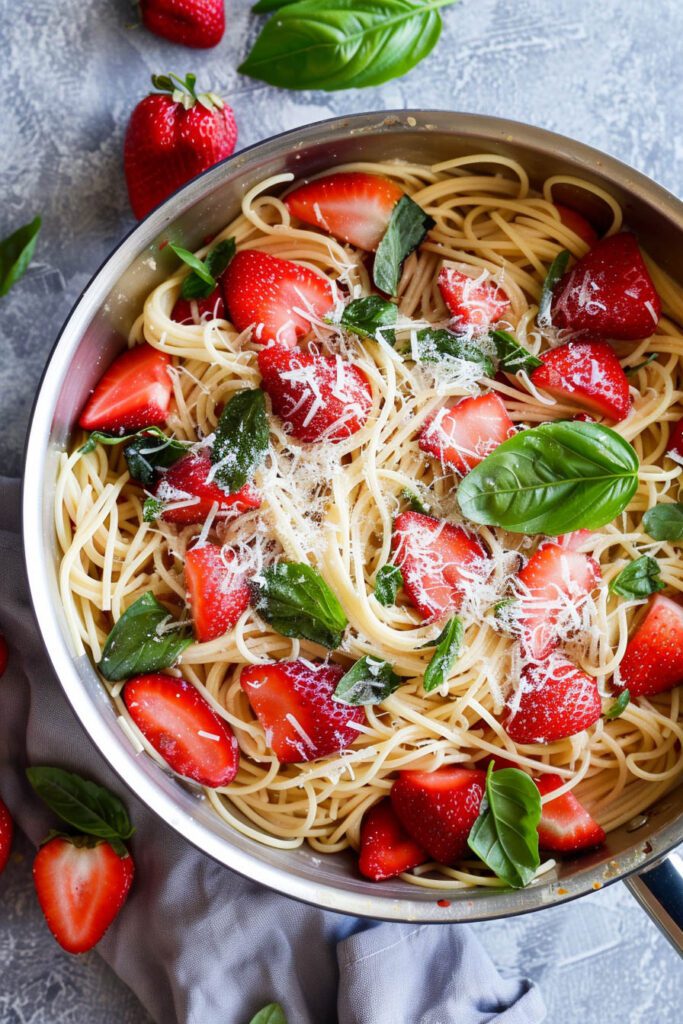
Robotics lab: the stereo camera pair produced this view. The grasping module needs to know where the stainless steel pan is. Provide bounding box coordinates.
[22,111,683,948]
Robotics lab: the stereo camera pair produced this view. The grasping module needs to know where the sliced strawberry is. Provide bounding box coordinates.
[123,673,239,787]
[0,798,13,875]
[185,543,250,642]
[79,343,172,434]
[358,799,427,882]
[223,250,334,348]
[391,511,488,622]
[172,289,225,325]
[551,232,661,339]
[33,837,134,954]
[556,528,593,551]
[514,542,601,659]
[667,417,683,461]
[285,172,404,251]
[152,450,260,525]
[240,660,364,764]
[390,767,486,864]
[503,659,602,743]
[617,594,683,696]
[554,205,599,247]
[419,393,514,475]
[258,344,372,444]
[437,266,510,328]
[536,774,606,852]
[530,340,631,421]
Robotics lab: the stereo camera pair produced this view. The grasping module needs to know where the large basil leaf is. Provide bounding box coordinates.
[172,238,236,301]
[124,434,189,486]
[239,0,459,92]
[251,562,348,649]
[491,329,542,373]
[26,767,134,853]
[413,328,494,376]
[457,420,639,535]
[374,564,404,606]
[423,616,463,692]
[467,764,541,888]
[642,502,683,541]
[604,689,630,719]
[0,215,41,296]
[340,296,397,345]
[211,389,269,493]
[537,249,569,328]
[333,655,401,705]
[248,1005,287,1024]
[374,195,434,296]
[98,592,192,682]
[609,556,665,599]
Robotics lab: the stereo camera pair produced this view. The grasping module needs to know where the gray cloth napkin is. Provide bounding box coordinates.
[0,476,545,1024]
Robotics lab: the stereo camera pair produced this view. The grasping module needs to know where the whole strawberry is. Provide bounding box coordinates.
[124,73,237,220]
[140,0,225,49]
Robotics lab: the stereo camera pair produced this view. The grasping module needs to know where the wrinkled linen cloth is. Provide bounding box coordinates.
[0,476,546,1024]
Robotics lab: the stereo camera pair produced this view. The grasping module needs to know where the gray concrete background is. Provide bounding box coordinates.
[1,0,683,1020]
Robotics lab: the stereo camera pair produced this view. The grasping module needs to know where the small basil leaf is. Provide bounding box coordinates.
[373,195,434,297]
[401,487,431,515]
[413,328,495,376]
[423,616,463,692]
[333,656,401,705]
[98,592,192,681]
[467,764,541,888]
[79,429,139,455]
[642,503,683,542]
[251,562,348,649]
[143,497,164,523]
[374,564,404,607]
[625,353,658,376]
[340,296,397,345]
[170,242,216,292]
[26,767,134,842]
[609,556,665,599]
[605,689,630,719]
[211,389,269,493]
[0,215,41,296]
[537,249,570,328]
[124,434,189,486]
[249,1005,288,1024]
[491,329,543,372]
[457,420,639,535]
[181,238,236,301]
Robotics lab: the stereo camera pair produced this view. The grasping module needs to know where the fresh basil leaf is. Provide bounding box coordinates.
[253,0,298,11]
[143,497,164,523]
[79,430,139,455]
[0,216,41,296]
[211,389,269,493]
[98,592,192,681]
[374,564,404,606]
[333,655,401,705]
[170,243,216,290]
[248,1005,287,1024]
[468,764,541,888]
[251,562,348,649]
[239,0,459,92]
[124,434,189,486]
[605,689,630,719]
[181,238,236,301]
[625,353,658,376]
[26,767,134,843]
[537,249,570,328]
[491,329,543,372]
[457,420,639,536]
[413,328,495,376]
[642,502,683,541]
[609,556,665,599]
[340,296,397,345]
[401,487,431,515]
[423,616,463,692]
[373,195,434,297]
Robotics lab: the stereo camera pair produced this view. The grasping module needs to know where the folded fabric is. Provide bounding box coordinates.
[0,476,545,1024]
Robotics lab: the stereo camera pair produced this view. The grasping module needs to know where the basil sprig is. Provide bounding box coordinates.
[98,592,192,681]
[468,764,541,889]
[79,427,190,486]
[642,502,683,541]
[491,329,543,373]
[423,616,463,692]
[26,767,134,858]
[537,249,570,328]
[333,656,402,705]
[0,215,41,296]
[248,1004,287,1024]
[340,296,397,345]
[240,0,459,92]
[610,556,665,599]
[170,238,235,301]
[413,328,494,376]
[211,389,269,493]
[373,195,434,297]
[605,689,630,719]
[374,564,404,607]
[457,420,639,535]
[251,562,348,649]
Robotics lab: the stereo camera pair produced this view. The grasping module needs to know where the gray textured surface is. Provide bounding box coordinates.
[1,0,682,1020]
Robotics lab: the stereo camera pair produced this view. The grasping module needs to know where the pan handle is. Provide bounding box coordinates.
[624,851,683,954]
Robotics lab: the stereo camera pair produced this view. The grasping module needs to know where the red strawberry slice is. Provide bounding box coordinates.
[551,232,661,339]
[358,799,427,882]
[33,837,134,954]
[419,393,514,475]
[172,289,226,325]
[536,774,606,852]
[185,543,250,642]
[556,528,593,551]
[223,250,335,348]
[79,344,172,434]
[438,266,510,328]
[123,673,239,787]
[152,450,260,525]
[514,542,601,659]
[0,798,13,875]
[285,172,404,251]
[530,340,631,421]
[503,659,602,743]
[554,205,599,247]
[667,417,683,461]
[391,767,486,864]
[258,344,372,443]
[391,511,488,622]
[617,593,683,696]
[240,660,364,764]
